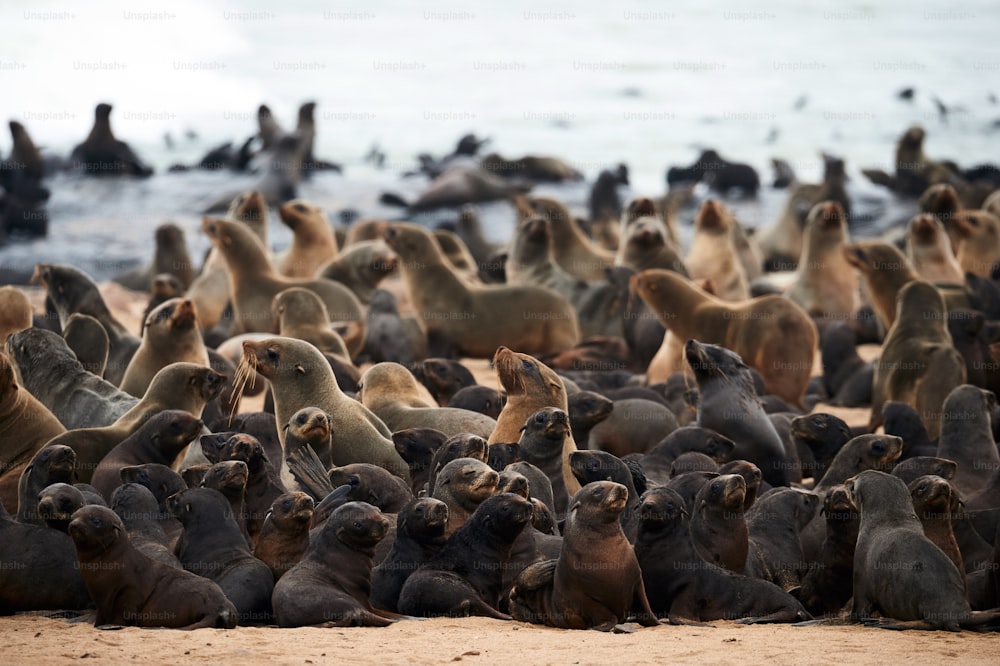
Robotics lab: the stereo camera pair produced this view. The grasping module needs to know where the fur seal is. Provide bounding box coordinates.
[936,384,999,496]
[425,433,488,495]
[90,409,203,500]
[63,313,110,376]
[238,337,409,480]
[846,470,989,630]
[566,390,614,446]
[0,286,32,341]
[909,475,965,585]
[36,483,94,533]
[283,407,333,468]
[667,149,760,194]
[110,482,181,569]
[358,289,427,366]
[318,239,398,305]
[200,216,362,334]
[15,444,77,524]
[416,358,477,406]
[398,492,533,619]
[0,351,67,510]
[328,463,413,515]
[568,449,642,542]
[430,458,498,537]
[790,412,853,483]
[370,497,449,612]
[819,322,873,408]
[906,214,965,284]
[169,487,274,623]
[585,399,678,456]
[199,460,253,547]
[120,298,209,397]
[113,223,195,292]
[689,473,748,572]
[489,347,572,453]
[515,196,615,281]
[798,485,859,616]
[745,488,819,590]
[70,103,153,177]
[253,491,314,580]
[685,200,751,301]
[358,362,495,439]
[516,407,578,518]
[616,215,687,276]
[384,223,579,357]
[7,327,138,430]
[842,241,915,330]
[786,201,859,320]
[391,428,448,496]
[684,341,792,487]
[953,209,1000,277]
[635,486,810,624]
[276,200,339,278]
[44,362,224,483]
[69,505,238,628]
[273,501,401,627]
[140,273,185,334]
[510,481,660,630]
[273,287,351,358]
[630,269,816,406]
[870,280,966,438]
[32,262,141,386]
[638,426,734,486]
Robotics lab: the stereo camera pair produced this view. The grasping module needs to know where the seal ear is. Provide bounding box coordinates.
[185,502,192,513]
[295,364,305,375]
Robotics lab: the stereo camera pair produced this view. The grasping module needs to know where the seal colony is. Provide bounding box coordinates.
[2,117,1000,639]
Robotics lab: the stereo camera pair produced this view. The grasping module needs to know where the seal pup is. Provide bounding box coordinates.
[684,200,751,301]
[516,196,615,281]
[276,200,339,278]
[786,201,859,320]
[370,497,449,612]
[119,298,210,398]
[842,241,916,330]
[906,214,965,284]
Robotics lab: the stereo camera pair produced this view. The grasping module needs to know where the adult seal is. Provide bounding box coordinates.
[70,103,153,177]
[785,201,859,320]
[276,200,339,279]
[119,298,210,398]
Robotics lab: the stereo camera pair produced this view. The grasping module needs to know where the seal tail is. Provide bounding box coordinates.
[287,444,334,500]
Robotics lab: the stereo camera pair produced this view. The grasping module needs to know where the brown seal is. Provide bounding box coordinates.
[689,473,748,572]
[120,298,210,397]
[953,208,1000,277]
[906,214,965,284]
[370,497,449,612]
[318,239,398,305]
[273,501,401,626]
[283,407,333,469]
[846,470,990,630]
[276,200,339,278]
[110,482,181,569]
[786,201,860,320]
[201,216,362,334]
[140,273,185,335]
[424,433,488,498]
[253,491,315,580]
[685,200,751,301]
[398,492,533,619]
[70,102,153,176]
[391,427,448,496]
[585,398,679,457]
[517,196,615,280]
[630,269,817,407]
[358,362,496,439]
[0,286,32,342]
[384,222,579,357]
[238,337,409,480]
[69,505,238,628]
[36,483,92,533]
[113,223,195,292]
[44,362,224,483]
[936,384,999,497]
[0,351,67,510]
[273,287,352,358]
[510,481,660,630]
[15,444,77,525]
[358,289,428,367]
[870,280,966,439]
[745,487,819,590]
[63,313,110,376]
[635,486,810,624]
[32,262,141,386]
[430,457,499,537]
[842,241,916,330]
[799,484,859,616]
[416,358,477,406]
[434,228,481,281]
[327,463,413,514]
[169,487,275,623]
[90,409,203,501]
[909,475,965,587]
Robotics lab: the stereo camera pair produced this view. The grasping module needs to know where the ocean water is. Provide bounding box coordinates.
[2,0,999,279]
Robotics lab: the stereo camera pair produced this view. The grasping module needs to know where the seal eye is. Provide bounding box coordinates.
[353,520,363,529]
[521,360,532,370]
[711,482,721,493]
[296,414,308,425]
[534,412,546,424]
[267,348,279,362]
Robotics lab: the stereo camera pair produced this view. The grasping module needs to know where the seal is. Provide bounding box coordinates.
[785,201,859,320]
[273,287,352,358]
[745,487,819,590]
[670,452,719,475]
[318,239,398,305]
[253,491,315,580]
[140,273,185,334]
[870,280,966,439]
[0,351,67,511]
[69,504,238,628]
[110,482,181,569]
[909,475,965,586]
[0,495,92,613]
[568,449,643,542]
[689,473,748,572]
[584,398,679,456]
[238,337,409,480]
[70,103,153,177]
[635,486,810,624]
[358,362,496,439]
[169,487,275,624]
[0,286,32,342]
[790,412,853,483]
[283,407,333,468]
[119,463,186,544]
[391,428,448,496]
[684,200,751,301]
[273,501,401,626]
[120,298,210,398]
[506,215,625,338]
[952,209,1000,277]
[434,228,481,281]
[638,426,734,487]
[200,216,363,334]
[424,433,489,497]
[819,322,873,408]
[90,409,203,501]
[846,470,989,630]
[630,269,817,407]
[684,341,792,487]
[510,481,660,630]
[44,362,224,483]
[799,484,860,616]
[384,223,579,357]
[200,460,253,547]
[36,483,87,533]
[891,457,957,485]
[370,497,449,612]
[615,216,688,275]
[416,358,477,406]
[7,327,138,430]
[62,313,110,376]
[32,262,141,386]
[512,196,615,281]
[357,289,427,367]
[328,463,414,514]
[276,200,339,278]
[398,492,533,619]
[113,223,195,292]
[430,458,499,537]
[936,384,999,497]
[841,241,916,330]
[566,390,614,447]
[906,214,965,284]
[516,407,578,518]
[667,149,760,194]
